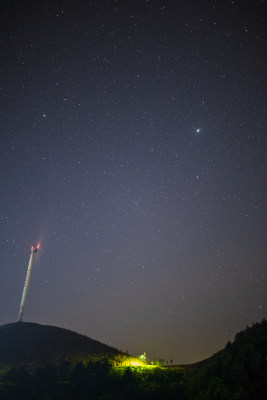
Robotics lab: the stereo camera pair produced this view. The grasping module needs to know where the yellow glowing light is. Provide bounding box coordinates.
[118,357,146,367]
[130,361,143,367]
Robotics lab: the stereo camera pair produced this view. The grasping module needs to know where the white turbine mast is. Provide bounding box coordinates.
[18,243,40,322]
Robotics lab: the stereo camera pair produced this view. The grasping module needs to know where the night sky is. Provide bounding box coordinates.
[0,0,266,364]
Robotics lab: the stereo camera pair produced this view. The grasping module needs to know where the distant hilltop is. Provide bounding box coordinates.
[0,322,127,365]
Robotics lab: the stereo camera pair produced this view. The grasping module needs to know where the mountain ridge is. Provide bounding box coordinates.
[0,321,126,365]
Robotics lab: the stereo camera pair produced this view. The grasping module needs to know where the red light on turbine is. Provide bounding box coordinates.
[30,243,40,252]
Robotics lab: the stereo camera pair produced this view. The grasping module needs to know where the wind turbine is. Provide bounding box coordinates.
[18,243,40,322]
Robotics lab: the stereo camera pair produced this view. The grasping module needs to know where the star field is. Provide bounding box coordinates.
[0,0,266,364]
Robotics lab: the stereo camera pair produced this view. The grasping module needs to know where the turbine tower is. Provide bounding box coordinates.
[18,243,40,322]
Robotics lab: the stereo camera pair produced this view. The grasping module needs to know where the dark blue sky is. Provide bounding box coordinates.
[0,0,266,364]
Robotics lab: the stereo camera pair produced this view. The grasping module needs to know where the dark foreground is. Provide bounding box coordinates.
[0,363,185,400]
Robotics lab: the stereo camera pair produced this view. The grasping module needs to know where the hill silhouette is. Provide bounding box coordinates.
[0,322,125,365]
[184,319,267,400]
[0,320,266,399]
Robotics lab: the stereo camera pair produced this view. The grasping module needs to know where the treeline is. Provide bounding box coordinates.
[184,319,267,400]
[0,361,185,400]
